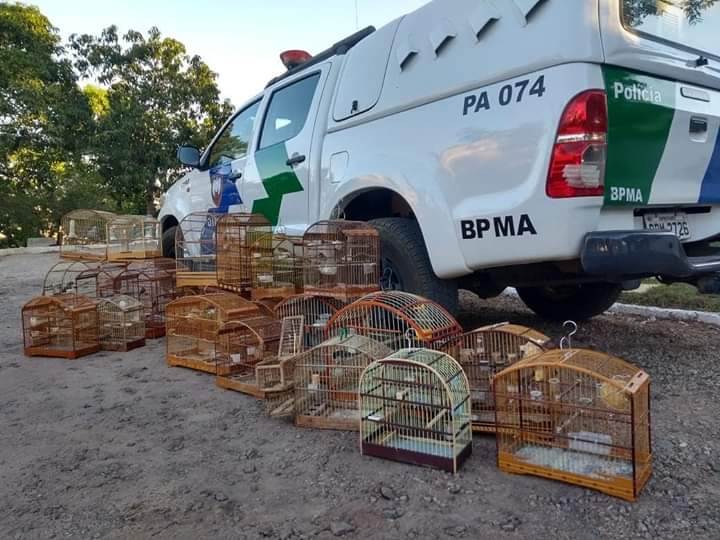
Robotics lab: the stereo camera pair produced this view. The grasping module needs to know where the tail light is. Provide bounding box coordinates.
[547,90,607,198]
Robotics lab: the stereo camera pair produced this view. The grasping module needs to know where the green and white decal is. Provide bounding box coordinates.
[603,66,720,207]
[251,143,304,226]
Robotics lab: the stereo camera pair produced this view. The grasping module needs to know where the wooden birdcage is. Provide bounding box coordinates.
[22,294,100,359]
[42,260,116,299]
[107,215,161,260]
[494,349,652,501]
[359,348,472,473]
[293,334,392,430]
[302,220,381,301]
[60,209,116,261]
[166,293,262,373]
[114,259,178,338]
[97,295,146,351]
[176,212,220,288]
[327,291,462,351]
[441,323,551,433]
[274,293,346,348]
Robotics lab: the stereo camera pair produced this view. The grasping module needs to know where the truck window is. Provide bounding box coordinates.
[621,0,720,59]
[258,73,320,150]
[207,100,261,168]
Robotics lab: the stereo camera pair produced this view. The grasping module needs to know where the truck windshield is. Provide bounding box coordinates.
[622,0,720,59]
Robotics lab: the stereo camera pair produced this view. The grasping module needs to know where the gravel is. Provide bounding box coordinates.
[1,254,719,539]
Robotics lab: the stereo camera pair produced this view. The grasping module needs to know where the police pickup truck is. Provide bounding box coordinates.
[159,0,720,320]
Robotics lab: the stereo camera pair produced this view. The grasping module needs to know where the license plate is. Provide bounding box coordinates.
[643,212,691,240]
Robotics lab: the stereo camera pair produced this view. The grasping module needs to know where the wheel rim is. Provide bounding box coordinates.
[380,257,404,291]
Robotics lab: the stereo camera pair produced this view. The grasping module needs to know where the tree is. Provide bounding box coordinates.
[69,26,234,215]
[623,0,718,26]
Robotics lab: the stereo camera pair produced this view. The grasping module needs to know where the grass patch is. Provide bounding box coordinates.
[621,281,720,312]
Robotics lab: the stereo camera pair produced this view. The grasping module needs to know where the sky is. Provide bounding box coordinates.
[29,0,430,107]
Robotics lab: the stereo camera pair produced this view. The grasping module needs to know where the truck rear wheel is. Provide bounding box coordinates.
[370,218,458,314]
[162,226,178,259]
[516,282,621,321]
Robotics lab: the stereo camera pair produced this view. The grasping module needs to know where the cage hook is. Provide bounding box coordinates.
[559,320,578,350]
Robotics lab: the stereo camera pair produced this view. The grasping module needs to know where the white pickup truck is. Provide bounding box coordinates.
[159,0,720,319]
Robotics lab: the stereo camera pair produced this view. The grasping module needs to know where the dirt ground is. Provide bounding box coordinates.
[1,253,719,540]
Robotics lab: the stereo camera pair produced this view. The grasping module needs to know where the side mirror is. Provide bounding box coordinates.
[177,145,201,168]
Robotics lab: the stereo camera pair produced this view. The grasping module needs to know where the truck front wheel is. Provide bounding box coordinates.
[516,282,621,321]
[162,226,178,259]
[370,218,458,314]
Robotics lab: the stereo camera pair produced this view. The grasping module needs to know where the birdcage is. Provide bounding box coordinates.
[441,323,551,433]
[494,348,652,501]
[303,220,381,301]
[176,212,220,288]
[114,259,178,338]
[42,260,116,299]
[166,293,262,373]
[96,295,146,351]
[359,348,472,473]
[107,215,161,260]
[327,291,462,351]
[22,294,100,359]
[293,334,392,430]
[60,209,116,261]
[274,294,346,348]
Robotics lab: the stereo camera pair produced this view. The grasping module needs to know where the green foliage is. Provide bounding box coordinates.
[623,0,718,26]
[622,281,720,312]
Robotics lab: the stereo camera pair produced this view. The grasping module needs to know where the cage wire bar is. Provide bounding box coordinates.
[107,215,161,260]
[43,260,116,300]
[327,291,462,351]
[293,334,392,430]
[302,220,381,301]
[216,213,272,293]
[22,294,100,359]
[359,348,472,473]
[60,209,116,261]
[176,212,220,288]
[274,294,346,348]
[441,323,551,433]
[97,295,146,351]
[166,293,263,373]
[493,348,652,501]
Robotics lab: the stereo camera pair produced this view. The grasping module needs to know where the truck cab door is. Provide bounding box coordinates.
[241,68,327,232]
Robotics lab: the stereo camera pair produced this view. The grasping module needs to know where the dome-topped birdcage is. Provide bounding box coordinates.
[22,294,100,359]
[107,215,161,260]
[42,260,116,299]
[274,293,346,348]
[60,209,116,261]
[359,348,472,473]
[327,291,462,351]
[175,212,219,288]
[97,294,145,351]
[441,323,551,433]
[302,220,381,301]
[494,348,651,501]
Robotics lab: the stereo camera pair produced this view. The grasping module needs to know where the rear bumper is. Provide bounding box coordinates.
[581,231,720,279]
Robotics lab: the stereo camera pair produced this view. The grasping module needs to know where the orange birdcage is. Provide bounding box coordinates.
[494,348,652,501]
[274,293,346,348]
[175,212,220,288]
[96,295,146,351]
[327,291,462,351]
[441,323,551,433]
[60,209,116,261]
[22,294,100,359]
[107,215,161,260]
[43,260,116,300]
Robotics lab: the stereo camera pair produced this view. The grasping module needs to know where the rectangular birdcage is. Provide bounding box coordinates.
[97,295,146,351]
[303,221,381,302]
[22,294,100,359]
[294,334,391,430]
[359,349,473,473]
[107,215,161,261]
[441,323,551,433]
[176,212,220,288]
[494,349,652,501]
[60,209,116,261]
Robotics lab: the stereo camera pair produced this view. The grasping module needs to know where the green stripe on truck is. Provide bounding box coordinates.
[252,143,304,227]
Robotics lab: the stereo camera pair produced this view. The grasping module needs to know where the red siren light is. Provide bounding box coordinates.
[280,50,313,70]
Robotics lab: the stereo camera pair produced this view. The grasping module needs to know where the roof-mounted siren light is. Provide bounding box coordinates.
[280,50,313,70]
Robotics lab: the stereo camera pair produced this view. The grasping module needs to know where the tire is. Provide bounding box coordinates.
[162,225,178,259]
[370,218,458,314]
[516,282,622,322]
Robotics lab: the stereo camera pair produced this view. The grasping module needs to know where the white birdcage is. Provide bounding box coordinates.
[97,295,146,351]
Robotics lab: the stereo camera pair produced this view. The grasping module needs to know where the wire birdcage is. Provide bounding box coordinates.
[42,260,116,299]
[494,348,652,501]
[254,315,305,393]
[166,293,262,373]
[327,291,462,351]
[107,215,161,260]
[302,220,381,301]
[441,323,551,433]
[97,295,146,351]
[60,209,116,261]
[216,213,273,292]
[359,348,472,473]
[176,212,220,288]
[22,294,100,359]
[293,334,391,430]
[274,294,346,348]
